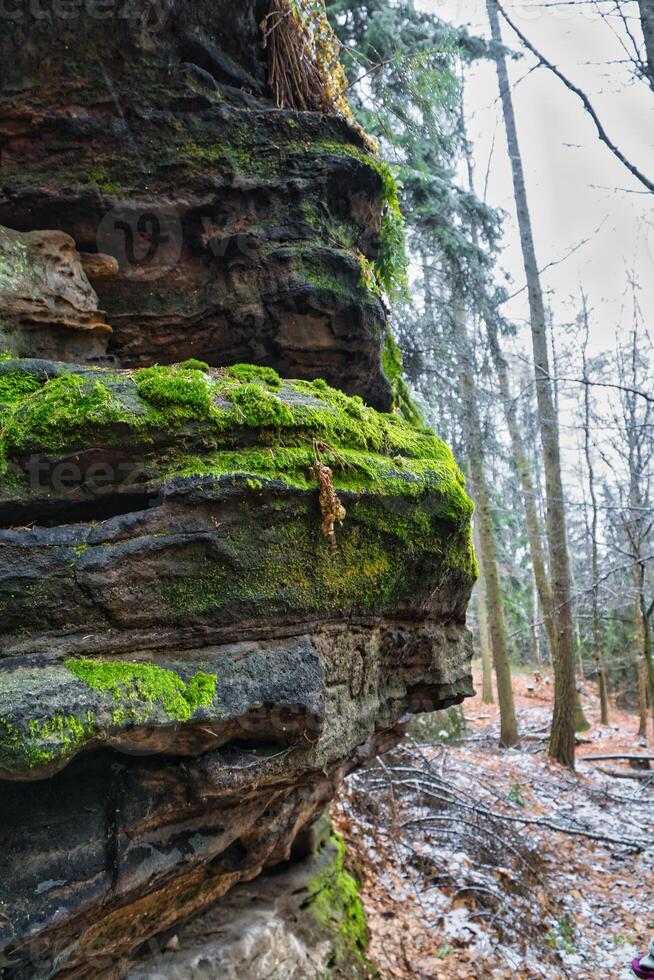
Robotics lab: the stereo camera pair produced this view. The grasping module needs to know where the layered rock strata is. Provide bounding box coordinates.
[0,0,396,408]
[0,2,477,976]
[0,358,475,975]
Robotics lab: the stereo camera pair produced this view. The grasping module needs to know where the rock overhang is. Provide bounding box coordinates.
[0,3,479,969]
[0,358,476,788]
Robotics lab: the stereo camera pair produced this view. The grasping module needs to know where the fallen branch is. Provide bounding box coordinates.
[398,792,651,851]
[582,754,654,763]
[595,767,654,782]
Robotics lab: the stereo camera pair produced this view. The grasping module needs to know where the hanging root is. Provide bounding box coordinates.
[310,461,347,550]
[260,0,352,117]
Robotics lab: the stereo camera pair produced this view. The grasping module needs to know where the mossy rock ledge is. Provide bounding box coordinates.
[0,2,477,971]
[0,357,475,976]
[0,0,402,410]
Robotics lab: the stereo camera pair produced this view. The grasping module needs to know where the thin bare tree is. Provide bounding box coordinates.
[454,298,518,746]
[487,0,579,768]
[579,293,610,724]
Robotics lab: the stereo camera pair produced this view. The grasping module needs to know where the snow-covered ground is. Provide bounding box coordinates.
[333,669,654,979]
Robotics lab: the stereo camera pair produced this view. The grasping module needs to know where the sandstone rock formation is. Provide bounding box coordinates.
[0,3,477,977]
[0,227,113,362]
[0,0,396,409]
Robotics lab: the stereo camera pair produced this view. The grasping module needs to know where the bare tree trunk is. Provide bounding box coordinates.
[634,559,654,741]
[473,521,495,704]
[485,320,558,659]
[580,296,610,724]
[623,328,654,741]
[641,589,654,742]
[637,628,648,739]
[552,323,590,734]
[454,301,517,746]
[487,0,577,768]
[531,565,541,667]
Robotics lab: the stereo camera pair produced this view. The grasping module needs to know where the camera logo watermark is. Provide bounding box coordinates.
[97,205,183,280]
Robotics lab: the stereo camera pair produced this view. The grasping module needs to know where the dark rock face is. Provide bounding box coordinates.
[124,816,372,980]
[0,627,470,977]
[0,357,476,975]
[0,4,477,976]
[0,0,392,408]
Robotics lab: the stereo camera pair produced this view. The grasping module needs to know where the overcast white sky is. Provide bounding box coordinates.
[417,0,654,355]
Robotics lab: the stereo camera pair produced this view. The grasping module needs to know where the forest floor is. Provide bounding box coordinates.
[333,667,654,980]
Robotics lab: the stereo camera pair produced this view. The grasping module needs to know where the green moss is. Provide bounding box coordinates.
[89,166,118,192]
[65,660,218,723]
[306,830,369,970]
[313,143,408,300]
[224,364,282,390]
[2,373,127,455]
[178,359,211,373]
[381,333,424,426]
[0,663,218,775]
[0,370,45,405]
[0,711,97,770]
[374,162,408,301]
[0,363,475,576]
[229,383,295,428]
[161,502,473,622]
[136,364,214,412]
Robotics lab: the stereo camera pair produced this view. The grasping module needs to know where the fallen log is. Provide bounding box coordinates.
[595,766,654,782]
[582,754,654,764]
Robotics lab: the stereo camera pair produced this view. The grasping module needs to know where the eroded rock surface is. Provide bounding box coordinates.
[0,359,475,975]
[0,3,477,976]
[125,817,370,980]
[0,0,394,408]
[0,227,113,362]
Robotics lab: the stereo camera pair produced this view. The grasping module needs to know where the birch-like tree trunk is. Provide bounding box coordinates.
[454,300,518,746]
[487,0,578,768]
[580,298,610,724]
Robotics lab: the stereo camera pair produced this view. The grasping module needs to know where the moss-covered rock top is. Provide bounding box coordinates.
[0,639,325,780]
[0,358,471,522]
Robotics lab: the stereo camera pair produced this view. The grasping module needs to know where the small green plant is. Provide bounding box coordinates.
[375,160,408,301]
[546,914,576,954]
[507,783,526,808]
[89,166,117,192]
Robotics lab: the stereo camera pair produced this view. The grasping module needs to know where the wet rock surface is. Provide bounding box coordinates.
[0,2,476,976]
[0,0,393,407]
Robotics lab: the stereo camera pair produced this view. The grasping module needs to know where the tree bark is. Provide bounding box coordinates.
[474,520,495,704]
[580,298,610,724]
[454,301,518,746]
[487,0,577,768]
[637,636,649,739]
[624,328,654,741]
[485,318,557,659]
[634,559,654,740]
[531,565,541,667]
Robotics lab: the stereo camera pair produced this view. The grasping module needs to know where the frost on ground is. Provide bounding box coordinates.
[333,669,654,980]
